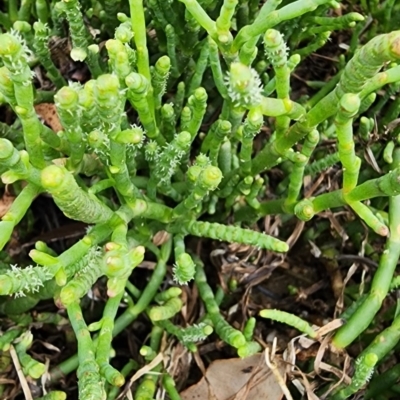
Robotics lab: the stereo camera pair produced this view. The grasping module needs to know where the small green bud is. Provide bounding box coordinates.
[0,34,22,56]
[82,236,93,246]
[115,127,143,144]
[199,166,223,190]
[176,131,191,147]
[247,108,263,127]
[195,153,210,167]
[173,252,196,285]
[229,62,253,92]
[70,47,87,62]
[193,87,207,102]
[155,55,171,71]
[14,21,32,33]
[294,199,315,221]
[87,130,106,148]
[161,103,174,118]
[115,21,133,43]
[88,320,103,332]
[140,345,156,358]
[255,60,268,74]
[148,297,183,321]
[88,44,99,54]
[228,278,238,291]
[41,165,66,189]
[364,353,378,367]
[60,286,77,306]
[202,325,213,336]
[105,242,122,252]
[117,12,129,22]
[264,29,282,46]
[226,62,262,106]
[55,267,67,286]
[27,362,46,379]
[33,21,46,34]
[218,33,230,44]
[95,74,120,97]
[55,87,79,108]
[125,72,148,93]
[187,165,202,182]
[155,287,182,303]
[79,86,95,109]
[128,246,145,267]
[237,341,262,358]
[339,93,361,116]
[145,140,159,161]
[15,106,29,116]
[289,53,301,66]
[29,249,58,266]
[106,39,125,56]
[244,176,253,185]
[105,254,124,275]
[0,139,14,160]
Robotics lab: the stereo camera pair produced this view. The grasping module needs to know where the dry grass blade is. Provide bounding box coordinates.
[9,344,33,400]
[118,352,165,399]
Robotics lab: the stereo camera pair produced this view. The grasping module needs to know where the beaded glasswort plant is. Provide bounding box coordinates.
[1,0,400,399]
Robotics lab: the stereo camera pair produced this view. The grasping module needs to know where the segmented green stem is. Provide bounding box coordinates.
[187,41,209,96]
[61,0,89,59]
[173,165,222,216]
[67,302,106,400]
[203,119,232,166]
[333,193,400,348]
[60,248,104,307]
[49,240,172,383]
[55,86,85,168]
[232,0,332,52]
[182,220,288,252]
[0,183,41,252]
[239,108,263,175]
[264,28,292,139]
[106,39,133,86]
[332,353,378,400]
[96,292,125,387]
[152,55,171,111]
[129,0,156,118]
[208,37,228,98]
[284,130,319,211]
[260,309,317,338]
[0,33,45,168]
[126,72,162,143]
[33,22,66,88]
[335,93,361,194]
[195,258,246,350]
[148,297,183,321]
[178,0,217,40]
[173,235,196,285]
[41,165,115,224]
[252,31,400,174]
[187,87,208,138]
[15,331,46,379]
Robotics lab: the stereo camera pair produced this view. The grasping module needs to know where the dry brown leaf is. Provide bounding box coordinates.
[0,191,15,218]
[180,354,285,400]
[34,103,63,132]
[152,230,171,246]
